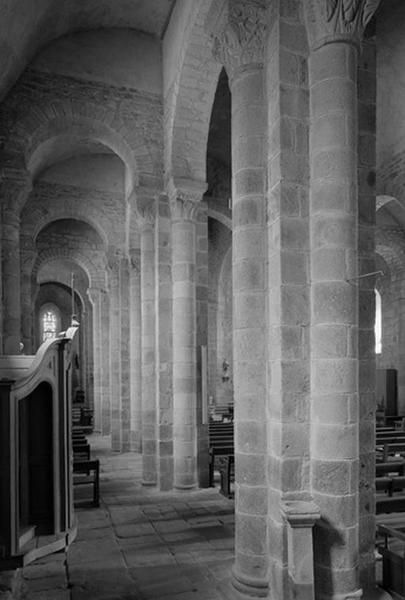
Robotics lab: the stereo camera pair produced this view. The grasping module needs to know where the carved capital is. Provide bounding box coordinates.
[106,246,124,273]
[87,287,102,305]
[209,0,267,81]
[167,178,207,222]
[132,186,158,231]
[129,248,141,273]
[304,0,381,49]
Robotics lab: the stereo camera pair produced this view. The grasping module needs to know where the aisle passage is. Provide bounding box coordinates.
[21,435,235,600]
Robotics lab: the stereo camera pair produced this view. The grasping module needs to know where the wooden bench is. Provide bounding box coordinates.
[377,521,405,598]
[376,460,405,477]
[376,476,405,514]
[73,459,100,507]
[208,422,234,496]
[378,443,405,462]
[73,441,91,460]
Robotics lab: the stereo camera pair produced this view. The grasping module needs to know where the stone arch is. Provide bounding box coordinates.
[24,113,137,197]
[3,94,159,200]
[378,148,405,202]
[208,208,232,230]
[32,248,106,291]
[29,206,109,250]
[377,195,397,212]
[376,229,405,275]
[165,0,222,182]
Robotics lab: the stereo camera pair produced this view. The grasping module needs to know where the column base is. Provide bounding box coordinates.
[141,480,157,487]
[362,587,392,600]
[218,577,269,600]
[173,483,198,491]
[217,568,268,599]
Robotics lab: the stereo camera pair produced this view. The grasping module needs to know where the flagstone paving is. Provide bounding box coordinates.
[21,436,235,600]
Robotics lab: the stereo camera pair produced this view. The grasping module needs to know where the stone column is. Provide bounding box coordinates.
[196,201,210,488]
[358,37,378,591]
[120,255,131,451]
[100,289,111,435]
[304,2,381,598]
[0,171,32,355]
[168,178,206,490]
[136,189,158,486]
[211,2,268,596]
[88,288,103,433]
[155,195,174,491]
[107,249,122,451]
[20,239,36,354]
[129,250,142,452]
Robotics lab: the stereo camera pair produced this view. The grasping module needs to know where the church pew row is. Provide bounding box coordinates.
[377,522,405,598]
[208,423,234,496]
[73,459,100,507]
[72,432,100,507]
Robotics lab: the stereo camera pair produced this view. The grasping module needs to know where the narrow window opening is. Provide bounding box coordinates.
[375,289,382,355]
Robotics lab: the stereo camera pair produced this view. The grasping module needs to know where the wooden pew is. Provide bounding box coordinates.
[377,522,405,598]
[378,443,405,462]
[376,460,405,477]
[73,459,100,507]
[208,423,234,496]
[73,441,91,460]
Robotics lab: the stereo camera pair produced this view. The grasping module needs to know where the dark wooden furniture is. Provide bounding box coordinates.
[0,325,79,570]
[378,522,405,598]
[208,423,234,497]
[73,460,100,507]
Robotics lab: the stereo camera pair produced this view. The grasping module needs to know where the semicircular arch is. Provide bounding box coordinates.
[32,248,107,291]
[166,0,221,183]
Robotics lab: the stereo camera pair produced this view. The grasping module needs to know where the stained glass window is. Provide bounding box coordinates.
[40,305,61,343]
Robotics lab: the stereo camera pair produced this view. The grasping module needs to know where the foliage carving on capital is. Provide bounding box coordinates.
[304,0,381,47]
[87,287,102,305]
[210,0,267,78]
[129,249,141,273]
[167,178,207,222]
[133,187,158,230]
[106,246,124,273]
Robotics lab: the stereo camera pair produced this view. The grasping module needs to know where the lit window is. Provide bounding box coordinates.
[375,290,382,354]
[40,305,61,343]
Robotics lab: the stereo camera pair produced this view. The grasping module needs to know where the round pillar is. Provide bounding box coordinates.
[169,179,206,490]
[136,194,158,486]
[129,250,142,452]
[304,1,381,595]
[2,207,22,355]
[88,288,103,433]
[108,250,122,451]
[211,1,269,596]
[309,38,360,599]
[0,171,32,355]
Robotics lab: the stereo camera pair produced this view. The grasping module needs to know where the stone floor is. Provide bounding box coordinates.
[21,435,235,600]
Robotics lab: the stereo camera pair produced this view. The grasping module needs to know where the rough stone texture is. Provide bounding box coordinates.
[266,5,310,598]
[358,37,377,592]
[307,29,361,600]
[156,197,174,491]
[214,1,270,593]
[0,1,396,597]
[138,200,158,487]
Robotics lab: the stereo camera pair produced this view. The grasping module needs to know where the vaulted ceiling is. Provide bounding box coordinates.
[0,0,176,100]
